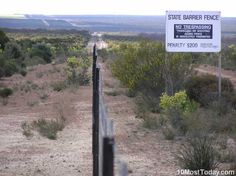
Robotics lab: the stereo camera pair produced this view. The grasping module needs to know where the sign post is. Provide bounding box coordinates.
[165,11,221,99]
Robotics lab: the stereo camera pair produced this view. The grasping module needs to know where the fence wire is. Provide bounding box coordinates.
[92,44,128,176]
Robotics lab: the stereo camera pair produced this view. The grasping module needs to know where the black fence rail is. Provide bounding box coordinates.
[92,44,128,176]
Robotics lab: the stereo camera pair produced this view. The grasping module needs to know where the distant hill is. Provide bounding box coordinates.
[0,18,79,30]
[1,15,236,34]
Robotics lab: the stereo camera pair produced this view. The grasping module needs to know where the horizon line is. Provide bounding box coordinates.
[1,13,236,18]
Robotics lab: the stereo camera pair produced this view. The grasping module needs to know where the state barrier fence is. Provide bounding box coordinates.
[92,44,128,176]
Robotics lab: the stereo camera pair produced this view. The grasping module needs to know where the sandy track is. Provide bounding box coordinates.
[100,63,180,176]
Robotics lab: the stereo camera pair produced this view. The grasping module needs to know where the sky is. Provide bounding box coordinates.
[0,0,236,17]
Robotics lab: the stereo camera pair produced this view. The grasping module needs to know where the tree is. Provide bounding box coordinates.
[111,40,193,96]
[0,30,9,50]
[0,41,26,77]
[30,43,53,63]
[4,41,24,60]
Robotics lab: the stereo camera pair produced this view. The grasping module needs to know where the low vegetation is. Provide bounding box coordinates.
[104,38,236,170]
[22,114,65,140]
[104,90,121,96]
[0,29,90,79]
[0,87,13,105]
[51,81,67,91]
[176,135,218,171]
[32,117,65,140]
[185,75,234,107]
[66,56,91,87]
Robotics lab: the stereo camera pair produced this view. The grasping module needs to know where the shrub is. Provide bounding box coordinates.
[38,92,49,101]
[33,118,65,140]
[162,125,175,140]
[176,135,218,171]
[111,41,165,93]
[185,75,234,106]
[160,91,198,114]
[21,121,33,137]
[3,60,18,77]
[142,114,160,129]
[66,56,80,85]
[0,87,13,98]
[164,107,189,135]
[135,92,161,119]
[4,41,24,62]
[0,87,13,105]
[104,90,121,96]
[66,56,91,86]
[51,81,67,91]
[20,69,27,76]
[30,43,53,63]
[0,30,9,50]
[24,56,47,66]
[111,41,193,96]
[125,89,136,97]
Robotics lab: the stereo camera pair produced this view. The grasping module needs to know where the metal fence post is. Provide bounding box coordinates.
[92,44,99,176]
[103,137,114,176]
[93,67,100,176]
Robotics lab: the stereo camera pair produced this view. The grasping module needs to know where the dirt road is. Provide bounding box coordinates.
[195,65,236,87]
[100,63,180,176]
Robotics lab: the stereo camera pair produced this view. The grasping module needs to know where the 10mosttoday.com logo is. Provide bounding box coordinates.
[177,169,235,176]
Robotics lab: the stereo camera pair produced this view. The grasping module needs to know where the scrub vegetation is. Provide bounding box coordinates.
[101,36,236,172]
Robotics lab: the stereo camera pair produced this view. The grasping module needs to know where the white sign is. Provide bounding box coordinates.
[166,11,221,52]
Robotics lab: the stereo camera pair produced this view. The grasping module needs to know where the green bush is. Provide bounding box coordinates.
[159,91,198,135]
[176,135,218,171]
[185,75,234,106]
[0,30,9,50]
[30,43,53,63]
[3,60,18,76]
[0,87,13,98]
[4,41,24,62]
[24,56,47,66]
[135,92,161,118]
[111,41,165,94]
[0,41,26,77]
[111,41,193,94]
[33,118,65,140]
[160,91,198,114]
[110,41,194,122]
[20,69,27,76]
[66,56,91,86]
[66,56,80,85]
